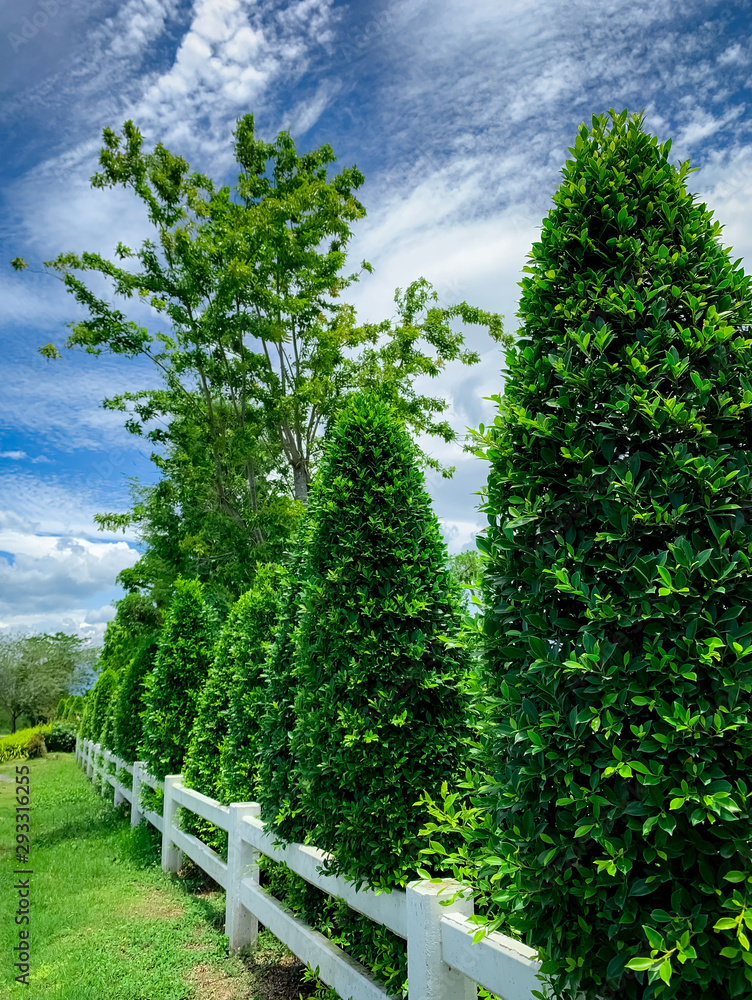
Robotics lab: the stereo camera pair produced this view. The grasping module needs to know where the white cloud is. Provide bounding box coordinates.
[0,471,138,541]
[0,451,28,460]
[0,533,138,615]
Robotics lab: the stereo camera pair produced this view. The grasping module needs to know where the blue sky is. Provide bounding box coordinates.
[1,0,752,638]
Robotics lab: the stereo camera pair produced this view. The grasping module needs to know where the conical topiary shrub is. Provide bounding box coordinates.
[220,562,286,804]
[110,636,159,764]
[84,669,119,744]
[140,578,218,780]
[291,393,470,890]
[181,564,285,851]
[257,529,310,843]
[471,110,752,999]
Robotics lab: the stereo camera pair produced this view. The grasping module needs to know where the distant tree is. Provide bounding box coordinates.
[0,632,97,732]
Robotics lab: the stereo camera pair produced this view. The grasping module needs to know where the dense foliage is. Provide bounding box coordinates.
[220,563,286,803]
[45,723,78,752]
[80,669,119,743]
[290,394,469,890]
[140,579,218,780]
[110,636,159,763]
[181,565,284,850]
[453,110,752,999]
[257,535,310,842]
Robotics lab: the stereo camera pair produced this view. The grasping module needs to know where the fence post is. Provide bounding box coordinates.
[226,803,260,952]
[406,880,477,1000]
[86,740,94,779]
[131,762,144,827]
[102,749,111,797]
[161,775,183,873]
[113,754,124,808]
[92,743,102,789]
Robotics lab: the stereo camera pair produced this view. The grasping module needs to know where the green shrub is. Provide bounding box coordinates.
[55,697,68,718]
[25,732,47,758]
[290,393,470,891]
[257,530,311,843]
[140,578,218,780]
[65,695,85,723]
[456,109,752,999]
[45,723,78,752]
[221,563,287,804]
[83,669,119,744]
[110,636,159,763]
[0,725,52,763]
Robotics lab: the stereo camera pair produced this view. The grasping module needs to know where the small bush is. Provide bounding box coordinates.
[45,723,77,752]
[0,725,53,763]
[25,733,47,758]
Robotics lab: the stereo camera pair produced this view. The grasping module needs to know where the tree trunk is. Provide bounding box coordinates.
[293,462,309,503]
[11,709,17,733]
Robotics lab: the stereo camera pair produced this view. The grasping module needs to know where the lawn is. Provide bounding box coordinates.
[0,752,316,1000]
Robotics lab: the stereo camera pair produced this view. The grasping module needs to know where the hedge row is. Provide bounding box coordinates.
[80,111,752,1000]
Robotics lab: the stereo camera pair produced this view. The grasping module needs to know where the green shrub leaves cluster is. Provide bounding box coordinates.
[220,563,286,803]
[257,537,310,843]
[140,578,218,780]
[456,110,752,999]
[110,636,159,763]
[289,394,469,890]
[79,669,119,743]
[181,565,285,851]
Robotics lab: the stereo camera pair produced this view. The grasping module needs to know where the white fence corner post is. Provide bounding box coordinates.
[161,774,183,873]
[86,740,94,779]
[406,879,477,1000]
[131,762,143,827]
[226,802,260,953]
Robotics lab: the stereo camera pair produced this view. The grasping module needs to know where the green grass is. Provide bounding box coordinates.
[0,752,260,999]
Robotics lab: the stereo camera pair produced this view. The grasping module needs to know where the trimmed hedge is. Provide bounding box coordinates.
[221,563,287,804]
[110,636,159,764]
[140,578,218,780]
[463,109,752,999]
[257,532,311,843]
[81,669,119,744]
[181,564,285,852]
[290,393,470,891]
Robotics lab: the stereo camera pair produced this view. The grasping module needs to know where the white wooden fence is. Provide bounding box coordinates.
[76,737,542,1000]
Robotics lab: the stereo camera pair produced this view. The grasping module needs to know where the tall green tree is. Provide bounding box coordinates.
[15,114,503,509]
[257,526,310,842]
[181,563,285,852]
[458,109,752,999]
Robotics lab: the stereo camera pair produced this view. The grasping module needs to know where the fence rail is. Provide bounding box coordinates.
[76,737,542,1000]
